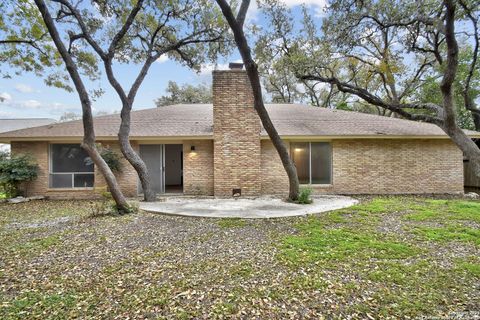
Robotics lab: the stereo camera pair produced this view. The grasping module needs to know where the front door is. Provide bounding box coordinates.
[139,144,164,194]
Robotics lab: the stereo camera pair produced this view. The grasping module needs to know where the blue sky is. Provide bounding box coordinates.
[0,0,327,120]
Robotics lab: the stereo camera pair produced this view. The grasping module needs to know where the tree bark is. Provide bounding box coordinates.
[34,0,130,212]
[215,0,300,201]
[440,0,480,177]
[103,58,157,202]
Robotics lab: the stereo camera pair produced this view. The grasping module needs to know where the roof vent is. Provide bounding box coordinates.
[229,62,244,70]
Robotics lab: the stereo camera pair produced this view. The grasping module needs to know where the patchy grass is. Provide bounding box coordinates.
[404,199,480,223]
[217,218,247,228]
[281,227,419,265]
[0,197,479,319]
[413,224,480,245]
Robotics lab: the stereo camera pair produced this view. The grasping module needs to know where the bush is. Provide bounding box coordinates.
[296,187,313,204]
[98,145,122,173]
[0,152,38,198]
[88,188,139,218]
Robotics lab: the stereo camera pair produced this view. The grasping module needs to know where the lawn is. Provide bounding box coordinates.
[0,197,478,319]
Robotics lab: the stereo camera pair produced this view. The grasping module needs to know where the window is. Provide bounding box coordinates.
[49,144,94,188]
[291,142,332,184]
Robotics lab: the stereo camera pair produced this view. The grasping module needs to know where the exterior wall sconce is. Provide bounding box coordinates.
[190,145,196,152]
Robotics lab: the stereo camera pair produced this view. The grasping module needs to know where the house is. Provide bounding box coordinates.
[0,68,478,199]
[0,118,56,152]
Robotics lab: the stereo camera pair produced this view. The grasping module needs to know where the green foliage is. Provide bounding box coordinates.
[98,145,122,173]
[0,152,38,198]
[155,81,212,107]
[295,187,313,204]
[415,46,480,130]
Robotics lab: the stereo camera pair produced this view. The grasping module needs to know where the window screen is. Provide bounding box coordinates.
[311,142,332,184]
[290,142,332,184]
[49,144,94,188]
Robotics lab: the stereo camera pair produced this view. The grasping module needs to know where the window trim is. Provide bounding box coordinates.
[48,143,95,189]
[291,141,332,186]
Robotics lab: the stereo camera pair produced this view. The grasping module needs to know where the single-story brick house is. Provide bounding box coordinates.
[1,69,479,199]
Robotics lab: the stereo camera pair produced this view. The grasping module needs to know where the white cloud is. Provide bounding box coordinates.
[1,95,78,113]
[156,55,169,64]
[21,99,42,108]
[14,83,35,93]
[0,110,14,118]
[281,0,327,7]
[249,0,328,21]
[0,92,12,102]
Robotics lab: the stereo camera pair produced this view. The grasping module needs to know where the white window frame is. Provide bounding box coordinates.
[49,143,95,189]
[291,141,332,185]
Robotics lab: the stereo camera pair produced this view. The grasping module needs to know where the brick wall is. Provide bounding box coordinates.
[93,141,139,197]
[11,141,139,199]
[212,70,262,196]
[260,139,464,195]
[183,140,214,195]
[261,140,290,194]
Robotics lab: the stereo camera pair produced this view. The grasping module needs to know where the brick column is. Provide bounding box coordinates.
[212,69,261,197]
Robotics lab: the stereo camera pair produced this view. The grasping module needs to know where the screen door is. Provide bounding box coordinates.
[139,144,164,194]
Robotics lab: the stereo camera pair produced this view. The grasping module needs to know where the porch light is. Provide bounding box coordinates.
[190,145,196,152]
[294,148,304,152]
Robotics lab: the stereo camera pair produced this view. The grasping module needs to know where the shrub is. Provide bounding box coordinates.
[88,188,139,218]
[98,145,122,173]
[296,187,313,204]
[89,189,116,218]
[0,152,38,198]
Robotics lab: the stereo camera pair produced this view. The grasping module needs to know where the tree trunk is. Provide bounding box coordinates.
[117,110,156,202]
[82,142,131,212]
[215,0,300,201]
[441,0,480,178]
[102,60,157,202]
[34,0,130,212]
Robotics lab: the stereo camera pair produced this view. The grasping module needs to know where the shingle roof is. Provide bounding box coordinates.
[0,118,56,133]
[0,104,478,140]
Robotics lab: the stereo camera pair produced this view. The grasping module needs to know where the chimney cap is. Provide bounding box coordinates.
[229,62,244,70]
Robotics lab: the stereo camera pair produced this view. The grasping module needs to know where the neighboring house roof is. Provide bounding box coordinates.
[0,104,478,141]
[0,118,56,134]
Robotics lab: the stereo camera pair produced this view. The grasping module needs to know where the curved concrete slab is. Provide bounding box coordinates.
[139,196,358,219]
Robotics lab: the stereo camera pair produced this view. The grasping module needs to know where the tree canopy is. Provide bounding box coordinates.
[155,81,212,107]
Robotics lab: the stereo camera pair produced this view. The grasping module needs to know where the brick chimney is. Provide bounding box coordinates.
[212,65,261,197]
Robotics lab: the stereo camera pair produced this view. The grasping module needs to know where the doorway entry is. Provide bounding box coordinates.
[138,144,183,195]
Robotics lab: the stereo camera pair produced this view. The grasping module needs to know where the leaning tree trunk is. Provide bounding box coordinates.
[34,0,130,212]
[82,142,130,212]
[117,109,156,202]
[441,0,480,179]
[102,61,157,202]
[215,0,300,201]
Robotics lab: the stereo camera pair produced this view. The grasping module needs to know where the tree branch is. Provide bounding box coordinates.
[300,74,443,125]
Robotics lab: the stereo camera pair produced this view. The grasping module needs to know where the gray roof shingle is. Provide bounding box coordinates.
[0,104,478,140]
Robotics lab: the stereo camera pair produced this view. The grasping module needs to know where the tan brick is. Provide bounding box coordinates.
[183,140,214,195]
[212,70,261,197]
[260,139,464,195]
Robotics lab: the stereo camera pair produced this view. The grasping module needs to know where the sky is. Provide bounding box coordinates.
[0,0,327,121]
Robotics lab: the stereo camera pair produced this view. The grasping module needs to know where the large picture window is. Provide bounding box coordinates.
[49,144,94,188]
[291,142,332,185]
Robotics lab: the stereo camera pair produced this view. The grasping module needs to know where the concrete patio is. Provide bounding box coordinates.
[139,195,358,219]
